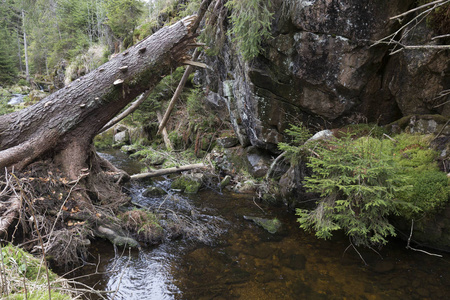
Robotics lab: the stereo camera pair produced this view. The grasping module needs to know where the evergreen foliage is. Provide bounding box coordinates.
[0,26,18,84]
[105,0,144,45]
[225,0,274,60]
[296,135,414,247]
[282,127,450,248]
[278,123,312,165]
[0,1,19,84]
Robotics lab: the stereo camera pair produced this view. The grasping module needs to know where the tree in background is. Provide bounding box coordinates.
[105,0,143,50]
[0,26,18,84]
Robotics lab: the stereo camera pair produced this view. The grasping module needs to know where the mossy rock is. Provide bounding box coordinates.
[171,175,202,194]
[94,129,114,150]
[243,216,282,234]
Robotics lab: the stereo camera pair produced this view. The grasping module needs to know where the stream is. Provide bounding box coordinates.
[72,149,450,299]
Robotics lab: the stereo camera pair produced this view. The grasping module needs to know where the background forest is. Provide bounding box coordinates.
[0,0,190,87]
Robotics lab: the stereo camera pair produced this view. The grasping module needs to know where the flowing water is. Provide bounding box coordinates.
[75,150,450,299]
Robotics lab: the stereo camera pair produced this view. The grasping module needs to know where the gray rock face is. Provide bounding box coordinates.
[198,0,449,152]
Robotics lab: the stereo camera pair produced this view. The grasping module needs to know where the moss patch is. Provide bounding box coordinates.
[244,216,282,234]
[171,175,202,194]
[0,244,72,299]
[120,209,164,244]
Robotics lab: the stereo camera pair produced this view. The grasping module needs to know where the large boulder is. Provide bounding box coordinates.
[197,0,450,152]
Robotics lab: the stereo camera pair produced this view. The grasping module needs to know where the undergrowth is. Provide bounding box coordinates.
[0,244,73,299]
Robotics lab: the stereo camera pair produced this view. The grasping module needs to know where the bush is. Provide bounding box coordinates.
[289,130,449,247]
[278,123,312,165]
[296,135,414,247]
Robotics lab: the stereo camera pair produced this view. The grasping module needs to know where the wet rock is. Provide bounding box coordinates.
[171,174,202,194]
[234,180,257,194]
[196,0,449,152]
[255,271,277,283]
[243,216,282,234]
[142,186,166,197]
[245,146,272,178]
[384,21,450,118]
[217,136,239,148]
[113,130,130,145]
[372,260,395,273]
[417,287,430,298]
[386,115,450,135]
[248,243,275,259]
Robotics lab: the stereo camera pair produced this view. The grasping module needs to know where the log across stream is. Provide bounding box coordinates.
[66,150,450,299]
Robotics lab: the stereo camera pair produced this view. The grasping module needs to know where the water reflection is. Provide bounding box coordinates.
[74,152,450,300]
[105,245,181,299]
[79,188,450,300]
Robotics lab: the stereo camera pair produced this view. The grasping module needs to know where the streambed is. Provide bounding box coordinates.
[72,150,450,299]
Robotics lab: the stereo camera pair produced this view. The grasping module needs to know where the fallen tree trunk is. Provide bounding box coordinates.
[0,15,200,265]
[130,163,206,180]
[0,16,198,179]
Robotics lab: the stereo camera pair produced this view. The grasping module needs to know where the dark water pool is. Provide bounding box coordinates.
[76,151,450,299]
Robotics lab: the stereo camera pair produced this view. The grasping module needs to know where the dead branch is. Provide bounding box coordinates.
[99,90,152,134]
[130,163,207,180]
[0,196,20,238]
[157,48,201,135]
[390,0,447,20]
[406,219,443,257]
[373,1,450,53]
[156,110,173,151]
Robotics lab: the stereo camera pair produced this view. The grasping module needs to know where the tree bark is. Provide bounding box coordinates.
[0,16,198,179]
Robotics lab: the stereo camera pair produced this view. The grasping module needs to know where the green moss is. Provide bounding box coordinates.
[418,0,450,35]
[1,244,71,299]
[171,175,202,194]
[244,216,282,234]
[120,209,164,244]
[130,148,166,165]
[393,133,450,217]
[94,129,114,150]
[168,131,184,150]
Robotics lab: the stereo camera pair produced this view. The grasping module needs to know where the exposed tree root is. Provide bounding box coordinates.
[0,158,138,269]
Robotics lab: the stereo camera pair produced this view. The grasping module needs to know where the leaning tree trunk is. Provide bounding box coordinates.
[0,16,197,179]
[0,16,201,259]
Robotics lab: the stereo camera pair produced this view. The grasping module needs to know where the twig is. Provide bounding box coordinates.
[351,241,368,266]
[433,118,450,140]
[99,90,152,134]
[343,237,368,265]
[266,152,286,180]
[383,133,398,143]
[390,0,446,20]
[11,173,53,299]
[252,197,265,213]
[406,219,443,257]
